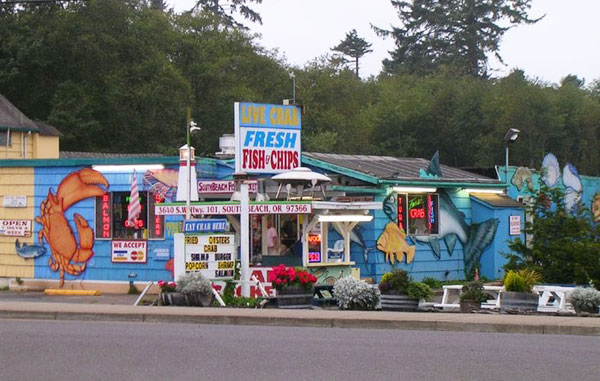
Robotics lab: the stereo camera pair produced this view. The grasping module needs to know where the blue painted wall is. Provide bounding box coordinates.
[344,188,496,283]
[472,198,523,280]
[32,165,210,283]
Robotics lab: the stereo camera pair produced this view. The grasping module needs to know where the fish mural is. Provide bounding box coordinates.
[382,190,499,276]
[541,153,561,187]
[562,163,582,212]
[377,222,415,265]
[143,168,179,201]
[329,223,373,263]
[511,167,534,192]
[15,239,47,259]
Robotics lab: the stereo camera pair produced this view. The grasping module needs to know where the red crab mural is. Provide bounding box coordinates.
[35,168,109,286]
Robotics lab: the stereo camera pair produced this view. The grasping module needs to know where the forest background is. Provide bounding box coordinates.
[1,0,599,176]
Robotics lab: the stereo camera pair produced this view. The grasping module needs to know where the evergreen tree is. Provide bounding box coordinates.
[375,0,541,77]
[192,0,262,29]
[331,29,373,78]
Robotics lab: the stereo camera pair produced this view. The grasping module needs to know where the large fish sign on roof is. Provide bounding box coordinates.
[234,102,302,174]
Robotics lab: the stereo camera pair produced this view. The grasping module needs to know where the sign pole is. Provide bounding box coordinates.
[186,107,192,220]
[240,181,250,297]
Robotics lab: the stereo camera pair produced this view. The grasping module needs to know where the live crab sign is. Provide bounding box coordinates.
[234,102,302,174]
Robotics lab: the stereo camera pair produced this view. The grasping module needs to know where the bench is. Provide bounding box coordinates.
[533,285,575,313]
[434,285,504,310]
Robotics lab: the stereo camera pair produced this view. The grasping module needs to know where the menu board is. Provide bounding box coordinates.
[184,234,235,280]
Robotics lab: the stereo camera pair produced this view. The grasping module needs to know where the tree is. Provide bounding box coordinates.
[191,0,262,29]
[375,0,541,77]
[331,29,373,78]
[505,184,600,289]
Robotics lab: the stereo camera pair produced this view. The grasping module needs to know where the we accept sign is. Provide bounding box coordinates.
[234,102,302,174]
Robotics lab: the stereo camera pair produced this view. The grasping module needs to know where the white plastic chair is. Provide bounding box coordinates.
[327,240,344,261]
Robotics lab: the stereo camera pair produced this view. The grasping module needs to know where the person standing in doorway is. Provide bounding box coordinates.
[267,220,279,255]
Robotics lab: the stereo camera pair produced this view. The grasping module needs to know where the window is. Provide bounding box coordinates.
[250,214,299,257]
[95,191,165,240]
[0,130,11,146]
[397,193,439,236]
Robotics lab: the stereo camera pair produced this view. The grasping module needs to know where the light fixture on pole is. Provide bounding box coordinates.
[185,108,200,220]
[289,72,296,105]
[503,128,520,191]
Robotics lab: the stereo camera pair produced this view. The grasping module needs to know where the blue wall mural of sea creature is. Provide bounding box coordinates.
[15,239,47,259]
[511,167,534,192]
[541,153,561,187]
[329,224,372,263]
[382,190,499,277]
[562,163,582,212]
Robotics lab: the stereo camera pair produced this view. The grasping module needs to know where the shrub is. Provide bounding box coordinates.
[504,269,540,293]
[422,277,443,289]
[460,280,488,302]
[406,282,433,300]
[504,271,527,292]
[379,269,411,294]
[176,272,212,296]
[505,184,600,288]
[334,277,379,310]
[568,287,600,314]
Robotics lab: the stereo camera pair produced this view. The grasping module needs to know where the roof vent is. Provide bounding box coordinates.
[215,134,235,158]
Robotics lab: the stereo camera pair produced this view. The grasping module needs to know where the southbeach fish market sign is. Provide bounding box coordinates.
[234,102,301,174]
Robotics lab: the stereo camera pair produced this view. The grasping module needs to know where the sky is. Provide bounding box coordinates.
[171,0,600,85]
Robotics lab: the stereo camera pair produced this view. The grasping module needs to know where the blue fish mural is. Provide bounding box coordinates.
[383,191,499,276]
[15,239,47,259]
[329,224,373,263]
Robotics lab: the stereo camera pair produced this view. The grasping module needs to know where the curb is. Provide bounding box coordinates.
[1,309,599,336]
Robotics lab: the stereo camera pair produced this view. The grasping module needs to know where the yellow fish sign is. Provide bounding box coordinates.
[377,222,416,264]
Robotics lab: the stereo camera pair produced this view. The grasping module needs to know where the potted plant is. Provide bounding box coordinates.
[378,269,432,311]
[268,264,317,309]
[176,272,214,307]
[333,276,379,311]
[568,287,600,315]
[500,269,540,314]
[459,280,488,313]
[158,280,181,306]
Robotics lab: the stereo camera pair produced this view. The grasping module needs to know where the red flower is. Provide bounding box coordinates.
[268,264,317,291]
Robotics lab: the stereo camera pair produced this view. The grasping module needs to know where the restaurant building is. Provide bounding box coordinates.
[0,97,526,292]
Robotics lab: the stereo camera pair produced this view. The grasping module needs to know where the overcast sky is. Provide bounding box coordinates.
[171,0,599,85]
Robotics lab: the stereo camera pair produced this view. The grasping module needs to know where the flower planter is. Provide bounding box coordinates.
[186,293,214,307]
[161,292,213,307]
[277,286,314,309]
[161,292,187,306]
[380,293,419,312]
[500,291,539,314]
[459,300,481,313]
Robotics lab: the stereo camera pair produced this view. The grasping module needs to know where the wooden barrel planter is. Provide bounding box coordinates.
[161,292,187,306]
[277,286,314,309]
[380,293,419,312]
[459,300,481,313]
[500,291,539,314]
